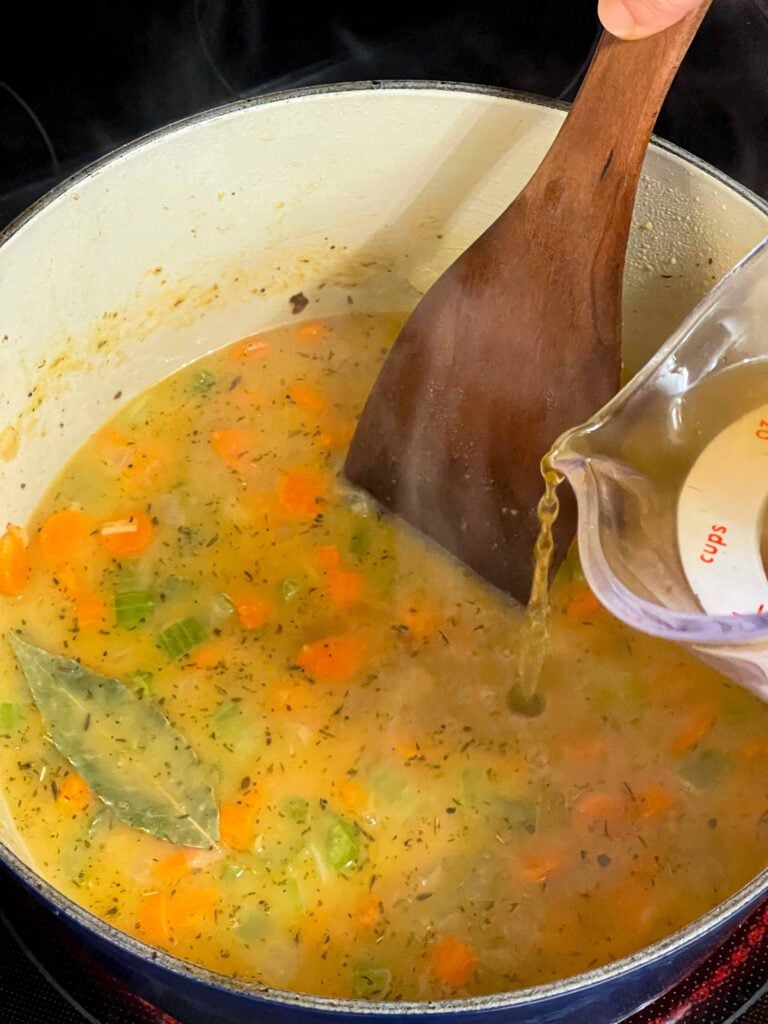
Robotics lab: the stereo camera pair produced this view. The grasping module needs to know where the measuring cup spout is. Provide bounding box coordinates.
[548,235,768,701]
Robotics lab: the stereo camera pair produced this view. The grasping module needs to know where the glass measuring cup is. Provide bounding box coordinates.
[550,236,768,700]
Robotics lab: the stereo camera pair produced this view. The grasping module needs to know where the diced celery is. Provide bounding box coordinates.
[281,578,301,601]
[352,965,392,999]
[283,797,309,824]
[0,703,19,734]
[221,861,247,882]
[326,817,361,873]
[130,669,154,697]
[308,839,334,885]
[235,904,271,943]
[156,617,205,659]
[87,808,114,841]
[349,529,370,559]
[461,768,482,810]
[212,701,245,740]
[191,370,216,395]
[160,575,196,598]
[115,590,155,629]
[213,701,242,722]
[209,593,234,626]
[279,876,305,915]
[498,797,538,833]
[368,762,406,804]
[110,561,145,591]
[680,748,730,790]
[538,783,569,829]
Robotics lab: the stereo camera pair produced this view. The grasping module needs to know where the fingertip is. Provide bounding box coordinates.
[598,0,643,39]
[599,0,695,40]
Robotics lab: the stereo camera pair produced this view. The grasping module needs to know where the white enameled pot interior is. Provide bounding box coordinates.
[0,79,766,921]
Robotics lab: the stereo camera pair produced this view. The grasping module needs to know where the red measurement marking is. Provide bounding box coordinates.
[756,419,768,440]
[731,603,765,617]
[699,524,728,564]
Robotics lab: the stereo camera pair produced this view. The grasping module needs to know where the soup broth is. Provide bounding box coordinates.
[0,313,767,1001]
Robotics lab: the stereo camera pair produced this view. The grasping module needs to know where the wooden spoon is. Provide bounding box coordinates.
[345,5,711,604]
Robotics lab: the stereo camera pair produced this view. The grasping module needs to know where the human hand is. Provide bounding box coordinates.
[598,0,704,39]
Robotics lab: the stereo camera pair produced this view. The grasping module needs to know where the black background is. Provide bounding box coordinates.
[1,0,768,228]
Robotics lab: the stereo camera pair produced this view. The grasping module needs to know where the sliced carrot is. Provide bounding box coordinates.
[742,738,768,760]
[267,678,318,714]
[395,741,421,760]
[289,382,327,416]
[575,791,634,837]
[97,425,129,449]
[96,431,172,489]
[165,887,217,934]
[519,848,565,884]
[297,633,366,683]
[294,320,327,344]
[211,428,254,473]
[575,791,623,819]
[138,892,169,946]
[54,566,88,601]
[229,335,271,361]
[138,887,217,944]
[229,385,261,414]
[101,511,154,558]
[315,544,340,571]
[316,417,356,451]
[335,779,368,815]
[95,428,134,474]
[151,850,194,884]
[75,592,107,628]
[398,605,437,639]
[575,791,627,822]
[231,589,272,631]
[646,664,692,703]
[428,935,477,988]
[235,491,286,530]
[315,546,365,605]
[219,788,261,852]
[326,569,363,607]
[122,440,172,490]
[564,586,602,622]
[190,640,230,670]
[57,772,93,814]
[278,468,326,518]
[560,736,609,763]
[670,703,717,755]
[639,785,676,819]
[608,875,661,938]
[0,525,30,597]
[265,678,330,731]
[357,894,382,928]
[38,508,94,567]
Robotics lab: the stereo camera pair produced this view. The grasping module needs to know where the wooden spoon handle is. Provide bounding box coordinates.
[522,2,712,237]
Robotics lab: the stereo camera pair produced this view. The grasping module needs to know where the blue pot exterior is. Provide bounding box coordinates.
[4,855,765,1024]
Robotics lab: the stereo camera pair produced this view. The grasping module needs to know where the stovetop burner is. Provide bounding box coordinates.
[1,873,767,1024]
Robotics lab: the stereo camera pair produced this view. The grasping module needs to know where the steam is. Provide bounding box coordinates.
[1,0,767,227]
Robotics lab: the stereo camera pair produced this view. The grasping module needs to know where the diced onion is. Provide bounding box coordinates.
[101,519,140,536]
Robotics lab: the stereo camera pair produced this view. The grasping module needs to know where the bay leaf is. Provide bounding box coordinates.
[9,634,219,848]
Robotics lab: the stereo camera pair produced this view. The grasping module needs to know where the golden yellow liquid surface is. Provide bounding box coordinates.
[0,313,767,1001]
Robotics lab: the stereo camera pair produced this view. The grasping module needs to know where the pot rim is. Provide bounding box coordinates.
[1,79,767,1016]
